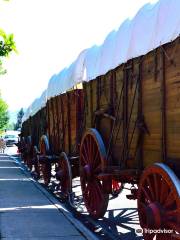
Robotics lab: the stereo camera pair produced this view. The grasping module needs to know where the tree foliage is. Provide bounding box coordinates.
[0,1,15,131]
[0,29,16,75]
[6,122,15,130]
[14,108,24,130]
[0,31,15,74]
[0,94,9,130]
[0,29,16,57]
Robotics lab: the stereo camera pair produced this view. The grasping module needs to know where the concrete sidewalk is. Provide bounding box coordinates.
[0,154,92,240]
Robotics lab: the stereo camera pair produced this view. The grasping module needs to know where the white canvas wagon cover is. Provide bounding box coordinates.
[23,0,180,121]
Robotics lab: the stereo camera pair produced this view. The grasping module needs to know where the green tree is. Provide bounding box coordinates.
[14,108,24,130]
[0,94,9,130]
[6,121,15,130]
[0,0,15,132]
[0,29,16,75]
[0,0,17,74]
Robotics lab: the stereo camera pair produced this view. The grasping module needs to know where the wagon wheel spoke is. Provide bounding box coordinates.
[93,149,101,169]
[91,136,95,163]
[56,152,72,198]
[87,183,97,210]
[93,165,102,174]
[84,183,93,206]
[160,177,169,204]
[156,233,170,240]
[153,173,159,201]
[166,209,179,218]
[141,186,152,203]
[137,163,180,240]
[80,128,109,219]
[85,138,91,161]
[138,201,146,209]
[146,176,155,201]
[163,191,175,208]
[138,202,148,229]
[93,180,104,201]
[85,135,100,169]
[166,221,180,232]
[39,135,51,185]
[89,135,92,159]
[143,232,155,240]
[84,181,90,195]
[82,147,89,164]
[81,151,88,165]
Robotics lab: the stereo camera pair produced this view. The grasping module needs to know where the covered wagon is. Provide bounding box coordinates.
[21,0,180,239]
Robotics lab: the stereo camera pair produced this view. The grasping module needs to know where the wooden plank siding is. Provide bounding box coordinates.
[21,107,47,148]
[83,36,180,170]
[46,89,84,156]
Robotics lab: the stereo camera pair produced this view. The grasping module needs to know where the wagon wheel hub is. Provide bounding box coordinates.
[83,164,92,181]
[144,202,163,229]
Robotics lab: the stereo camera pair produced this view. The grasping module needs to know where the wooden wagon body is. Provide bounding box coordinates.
[21,107,46,145]
[34,88,85,186]
[83,37,180,178]
[20,6,180,237]
[46,89,84,156]
[20,107,47,169]
[79,37,180,233]
[21,118,32,139]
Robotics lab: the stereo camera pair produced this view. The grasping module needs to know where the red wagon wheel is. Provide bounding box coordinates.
[40,135,51,186]
[56,152,72,198]
[80,128,109,219]
[137,163,180,240]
